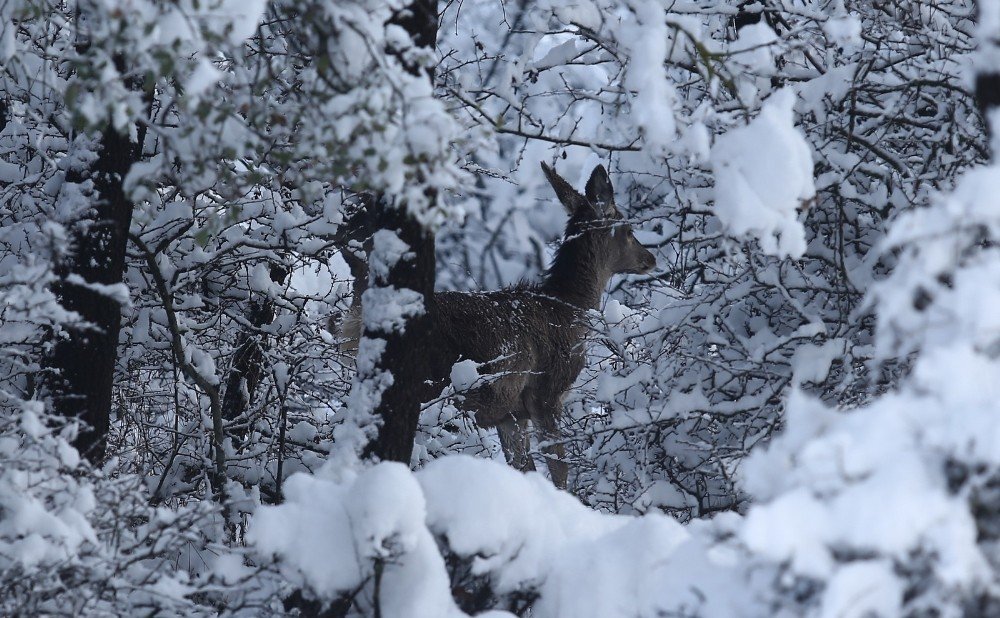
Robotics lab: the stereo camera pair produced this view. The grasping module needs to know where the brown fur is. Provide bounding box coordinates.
[337,164,655,488]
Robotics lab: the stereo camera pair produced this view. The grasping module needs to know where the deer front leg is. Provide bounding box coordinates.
[497,416,535,473]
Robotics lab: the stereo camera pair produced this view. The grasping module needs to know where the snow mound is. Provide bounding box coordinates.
[250,456,751,617]
[248,463,462,617]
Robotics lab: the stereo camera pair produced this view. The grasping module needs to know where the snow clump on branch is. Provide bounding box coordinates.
[711,88,815,258]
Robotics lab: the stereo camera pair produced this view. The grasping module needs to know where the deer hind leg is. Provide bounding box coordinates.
[528,400,568,490]
[496,416,535,473]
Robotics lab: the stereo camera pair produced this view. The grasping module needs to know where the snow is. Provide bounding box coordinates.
[0,6,14,61]
[740,349,996,594]
[823,13,863,49]
[185,58,223,98]
[210,552,253,585]
[288,421,318,443]
[875,163,1000,355]
[742,487,834,577]
[450,359,480,392]
[65,273,131,306]
[420,456,623,592]
[188,346,219,385]
[246,467,385,593]
[369,230,414,280]
[790,338,844,384]
[596,364,651,403]
[550,1,602,31]
[361,286,425,333]
[603,298,624,323]
[0,407,99,577]
[249,463,464,617]
[711,88,815,258]
[3,0,999,615]
[620,2,677,156]
[533,516,729,618]
[217,0,267,44]
[819,561,901,618]
[424,457,751,617]
[251,456,751,617]
[20,402,47,438]
[533,39,582,72]
[731,23,779,75]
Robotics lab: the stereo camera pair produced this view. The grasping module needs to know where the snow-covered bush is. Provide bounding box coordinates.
[251,456,756,617]
[249,74,1000,617]
[736,149,1000,618]
[425,0,982,520]
[1,0,997,615]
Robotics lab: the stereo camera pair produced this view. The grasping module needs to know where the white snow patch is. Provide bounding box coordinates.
[711,88,814,258]
[65,274,131,306]
[450,359,480,392]
[185,58,223,97]
[369,230,414,280]
[361,286,425,334]
[731,22,778,74]
[791,338,844,384]
[819,560,901,618]
[620,3,677,155]
[217,0,267,44]
[824,13,863,50]
[249,463,464,618]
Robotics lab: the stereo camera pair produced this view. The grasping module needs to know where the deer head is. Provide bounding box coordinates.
[539,163,656,307]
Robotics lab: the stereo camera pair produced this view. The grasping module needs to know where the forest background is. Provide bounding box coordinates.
[1,0,999,616]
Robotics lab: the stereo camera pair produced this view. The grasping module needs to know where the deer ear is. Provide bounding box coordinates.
[585,165,616,216]
[541,162,586,214]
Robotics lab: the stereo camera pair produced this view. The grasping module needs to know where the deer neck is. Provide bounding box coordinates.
[539,238,611,310]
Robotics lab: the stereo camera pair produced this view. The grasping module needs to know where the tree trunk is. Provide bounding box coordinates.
[975,8,1000,145]
[362,0,440,464]
[47,127,137,462]
[363,205,437,463]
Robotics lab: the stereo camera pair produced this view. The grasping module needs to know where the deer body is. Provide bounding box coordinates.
[431,287,586,484]
[338,164,655,488]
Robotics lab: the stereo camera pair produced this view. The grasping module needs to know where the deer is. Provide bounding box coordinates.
[334,163,656,488]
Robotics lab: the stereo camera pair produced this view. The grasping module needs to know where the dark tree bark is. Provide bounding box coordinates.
[975,73,1000,119]
[47,126,137,462]
[221,263,289,443]
[362,0,440,464]
[363,204,437,463]
[43,7,146,462]
[974,68,1000,149]
[388,0,438,53]
[975,3,1000,134]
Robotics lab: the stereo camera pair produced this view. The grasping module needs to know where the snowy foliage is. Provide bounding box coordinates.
[0,0,997,615]
[431,0,985,521]
[710,88,814,258]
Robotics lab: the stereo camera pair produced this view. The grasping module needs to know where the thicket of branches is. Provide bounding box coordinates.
[0,0,996,615]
